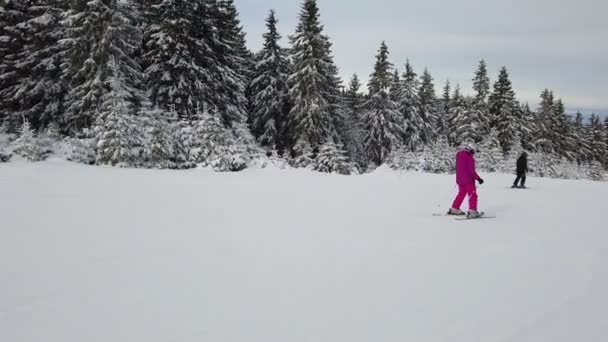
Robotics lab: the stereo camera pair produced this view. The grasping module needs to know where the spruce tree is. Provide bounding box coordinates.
[418,68,436,142]
[552,98,576,159]
[144,107,173,169]
[287,0,340,151]
[604,117,608,167]
[96,97,142,167]
[12,119,46,161]
[472,59,491,133]
[362,42,402,165]
[436,79,451,137]
[572,112,592,162]
[314,141,353,175]
[400,60,423,150]
[250,10,289,152]
[62,0,144,133]
[519,103,537,151]
[0,0,29,132]
[214,0,251,124]
[488,67,518,154]
[588,114,607,167]
[389,69,403,103]
[447,86,481,145]
[144,0,217,120]
[7,0,68,131]
[95,57,144,166]
[477,129,503,172]
[533,89,557,153]
[343,73,366,167]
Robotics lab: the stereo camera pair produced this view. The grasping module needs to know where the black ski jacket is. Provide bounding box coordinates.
[516,155,528,175]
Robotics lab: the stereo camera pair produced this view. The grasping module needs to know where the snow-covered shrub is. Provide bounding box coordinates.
[0,127,11,150]
[194,112,227,166]
[250,150,291,170]
[171,121,197,169]
[191,112,248,172]
[12,120,46,161]
[0,129,12,162]
[588,161,605,181]
[232,122,263,161]
[145,124,173,169]
[66,128,96,165]
[141,109,174,169]
[313,142,355,175]
[0,150,11,163]
[95,102,143,167]
[477,130,504,172]
[290,139,315,169]
[421,137,454,173]
[37,122,63,156]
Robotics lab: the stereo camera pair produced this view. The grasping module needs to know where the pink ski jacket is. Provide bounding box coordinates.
[455,150,480,185]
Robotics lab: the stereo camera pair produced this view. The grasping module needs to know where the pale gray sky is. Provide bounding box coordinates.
[236,0,608,117]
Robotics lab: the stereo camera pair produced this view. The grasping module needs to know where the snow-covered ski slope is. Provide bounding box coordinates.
[1,161,607,342]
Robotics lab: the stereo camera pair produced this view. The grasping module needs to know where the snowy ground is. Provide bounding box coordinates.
[1,161,607,342]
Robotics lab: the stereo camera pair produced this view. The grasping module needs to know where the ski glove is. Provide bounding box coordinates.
[478,178,485,185]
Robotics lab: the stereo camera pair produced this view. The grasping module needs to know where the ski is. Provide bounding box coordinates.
[455,213,496,220]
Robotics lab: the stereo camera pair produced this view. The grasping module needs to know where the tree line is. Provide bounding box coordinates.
[1,0,606,172]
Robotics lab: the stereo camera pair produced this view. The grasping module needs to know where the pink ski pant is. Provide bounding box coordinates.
[452,183,478,211]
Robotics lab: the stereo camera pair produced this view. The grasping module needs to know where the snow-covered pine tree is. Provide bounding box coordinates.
[0,0,29,132]
[95,55,144,167]
[12,119,46,161]
[436,79,451,137]
[8,0,68,131]
[323,49,346,147]
[192,109,247,171]
[400,60,423,150]
[518,103,536,151]
[552,98,577,160]
[477,129,504,172]
[61,0,144,133]
[287,0,339,152]
[343,73,366,168]
[571,112,591,163]
[313,141,354,175]
[170,119,197,169]
[143,107,173,169]
[418,68,437,143]
[96,97,142,167]
[214,0,251,125]
[143,0,216,120]
[533,89,557,154]
[37,120,62,155]
[289,139,314,168]
[193,110,227,167]
[421,136,454,173]
[441,80,451,113]
[66,127,96,164]
[250,10,289,152]
[488,67,518,154]
[588,114,607,167]
[588,161,604,181]
[472,59,491,134]
[447,85,481,145]
[389,69,403,103]
[362,42,402,166]
[604,117,608,168]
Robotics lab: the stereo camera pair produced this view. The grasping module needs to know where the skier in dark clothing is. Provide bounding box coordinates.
[512,152,528,188]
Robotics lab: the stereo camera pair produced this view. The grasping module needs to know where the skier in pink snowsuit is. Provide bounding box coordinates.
[449,143,484,217]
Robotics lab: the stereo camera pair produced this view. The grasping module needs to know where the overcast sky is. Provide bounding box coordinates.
[236,0,607,117]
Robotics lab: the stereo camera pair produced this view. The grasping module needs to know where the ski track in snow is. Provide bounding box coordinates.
[0,160,606,342]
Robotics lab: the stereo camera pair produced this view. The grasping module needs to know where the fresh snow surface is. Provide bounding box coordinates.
[1,161,607,342]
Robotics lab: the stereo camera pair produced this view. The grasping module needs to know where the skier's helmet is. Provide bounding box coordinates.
[464,142,477,154]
